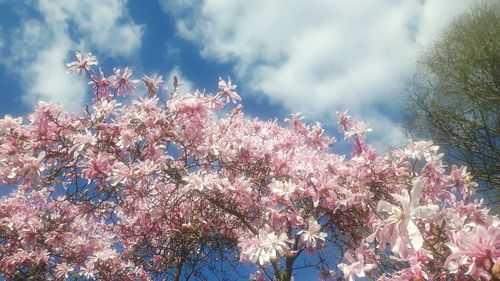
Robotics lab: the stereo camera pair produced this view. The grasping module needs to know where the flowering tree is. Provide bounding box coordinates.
[0,52,498,280]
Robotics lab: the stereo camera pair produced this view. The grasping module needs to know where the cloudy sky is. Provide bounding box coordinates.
[0,0,472,152]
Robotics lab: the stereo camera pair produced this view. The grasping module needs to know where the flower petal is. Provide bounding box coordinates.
[407,219,423,251]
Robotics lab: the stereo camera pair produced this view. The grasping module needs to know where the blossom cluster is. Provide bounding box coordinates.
[0,52,497,280]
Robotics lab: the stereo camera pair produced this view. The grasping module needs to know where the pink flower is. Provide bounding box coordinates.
[368,178,439,257]
[114,67,139,96]
[298,218,327,249]
[285,112,308,134]
[337,110,372,139]
[54,262,74,279]
[109,162,133,185]
[142,74,164,96]
[218,77,241,103]
[445,223,500,280]
[90,68,118,99]
[450,165,476,195]
[308,121,335,150]
[269,179,297,202]
[14,151,46,186]
[66,51,97,75]
[338,244,377,281]
[405,140,440,161]
[80,260,96,279]
[238,227,291,266]
[0,114,23,134]
[79,152,113,180]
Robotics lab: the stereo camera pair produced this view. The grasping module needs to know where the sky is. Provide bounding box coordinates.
[0,0,473,153]
[0,1,478,279]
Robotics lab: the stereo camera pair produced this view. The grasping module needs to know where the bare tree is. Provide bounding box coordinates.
[405,0,500,209]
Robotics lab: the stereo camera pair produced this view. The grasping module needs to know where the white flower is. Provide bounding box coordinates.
[80,260,96,279]
[239,226,291,266]
[375,178,439,253]
[338,244,376,281]
[298,218,327,249]
[405,140,440,161]
[269,179,297,201]
[184,173,209,191]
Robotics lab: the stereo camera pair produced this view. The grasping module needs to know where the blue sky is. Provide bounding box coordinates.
[0,1,477,279]
[0,0,474,153]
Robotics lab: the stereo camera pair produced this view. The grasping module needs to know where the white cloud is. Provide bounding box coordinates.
[37,0,142,57]
[161,0,471,149]
[0,0,143,111]
[24,33,86,112]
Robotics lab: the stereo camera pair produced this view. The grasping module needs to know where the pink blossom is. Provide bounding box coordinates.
[0,114,23,134]
[368,178,439,256]
[450,165,476,195]
[1,53,499,280]
[445,223,500,280]
[337,110,372,139]
[405,140,440,161]
[238,227,291,266]
[79,152,113,180]
[285,112,308,135]
[218,76,241,103]
[308,121,335,150]
[338,244,377,281]
[54,262,74,279]
[142,74,164,95]
[298,218,327,249]
[114,67,139,96]
[80,260,96,279]
[66,51,97,75]
[90,68,118,99]
[269,179,297,202]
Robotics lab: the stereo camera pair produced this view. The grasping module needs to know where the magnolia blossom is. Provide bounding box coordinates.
[239,227,291,266]
[183,173,209,191]
[338,244,377,281]
[54,262,74,279]
[2,52,499,280]
[385,255,431,280]
[445,223,500,280]
[66,51,97,75]
[337,110,372,139]
[218,77,241,103]
[142,74,164,95]
[80,260,96,279]
[114,67,139,96]
[405,140,440,161]
[0,114,22,135]
[368,178,439,256]
[269,179,297,202]
[298,218,327,249]
[90,68,118,98]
